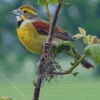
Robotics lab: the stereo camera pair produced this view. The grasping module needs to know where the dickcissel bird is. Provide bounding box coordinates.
[11,5,94,69]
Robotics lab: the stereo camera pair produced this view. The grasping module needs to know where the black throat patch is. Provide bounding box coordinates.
[18,19,23,28]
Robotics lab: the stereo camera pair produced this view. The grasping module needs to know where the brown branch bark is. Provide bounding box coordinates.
[32,1,63,100]
[32,77,42,100]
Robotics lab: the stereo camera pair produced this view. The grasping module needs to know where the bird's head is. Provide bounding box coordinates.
[11,5,40,22]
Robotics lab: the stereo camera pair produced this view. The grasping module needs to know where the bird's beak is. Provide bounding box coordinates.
[10,9,21,16]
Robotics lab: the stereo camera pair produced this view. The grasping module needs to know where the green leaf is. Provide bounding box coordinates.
[47,0,58,4]
[91,36,98,44]
[32,79,35,85]
[84,45,91,56]
[98,39,100,44]
[38,0,58,6]
[78,27,86,36]
[38,0,47,5]
[72,72,79,76]
[73,27,86,39]
[73,34,84,39]
[90,44,100,64]
[83,37,88,44]
[64,3,69,6]
[0,96,15,100]
[60,1,69,6]
[83,35,92,44]
[55,41,73,56]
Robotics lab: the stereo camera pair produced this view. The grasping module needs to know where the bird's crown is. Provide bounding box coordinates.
[19,5,38,15]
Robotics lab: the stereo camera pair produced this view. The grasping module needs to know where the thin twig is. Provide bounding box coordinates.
[50,55,86,75]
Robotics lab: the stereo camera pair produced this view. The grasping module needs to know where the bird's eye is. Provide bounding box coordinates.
[23,10,27,14]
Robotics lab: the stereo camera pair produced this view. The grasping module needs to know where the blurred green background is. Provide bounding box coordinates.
[0,0,100,100]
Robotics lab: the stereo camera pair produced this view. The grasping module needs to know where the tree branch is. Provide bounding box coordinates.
[32,1,63,100]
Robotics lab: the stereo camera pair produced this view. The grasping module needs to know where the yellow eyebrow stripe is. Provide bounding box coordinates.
[29,10,37,15]
[19,6,37,15]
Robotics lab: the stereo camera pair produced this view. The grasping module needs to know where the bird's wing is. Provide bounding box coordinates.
[32,19,74,41]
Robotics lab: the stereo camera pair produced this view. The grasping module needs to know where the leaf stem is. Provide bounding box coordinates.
[68,55,86,72]
[70,47,77,61]
[45,2,52,21]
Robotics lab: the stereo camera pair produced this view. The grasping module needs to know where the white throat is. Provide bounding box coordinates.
[21,19,31,27]
[16,15,40,27]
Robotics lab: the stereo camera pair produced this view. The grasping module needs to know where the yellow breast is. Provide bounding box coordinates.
[17,22,47,54]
